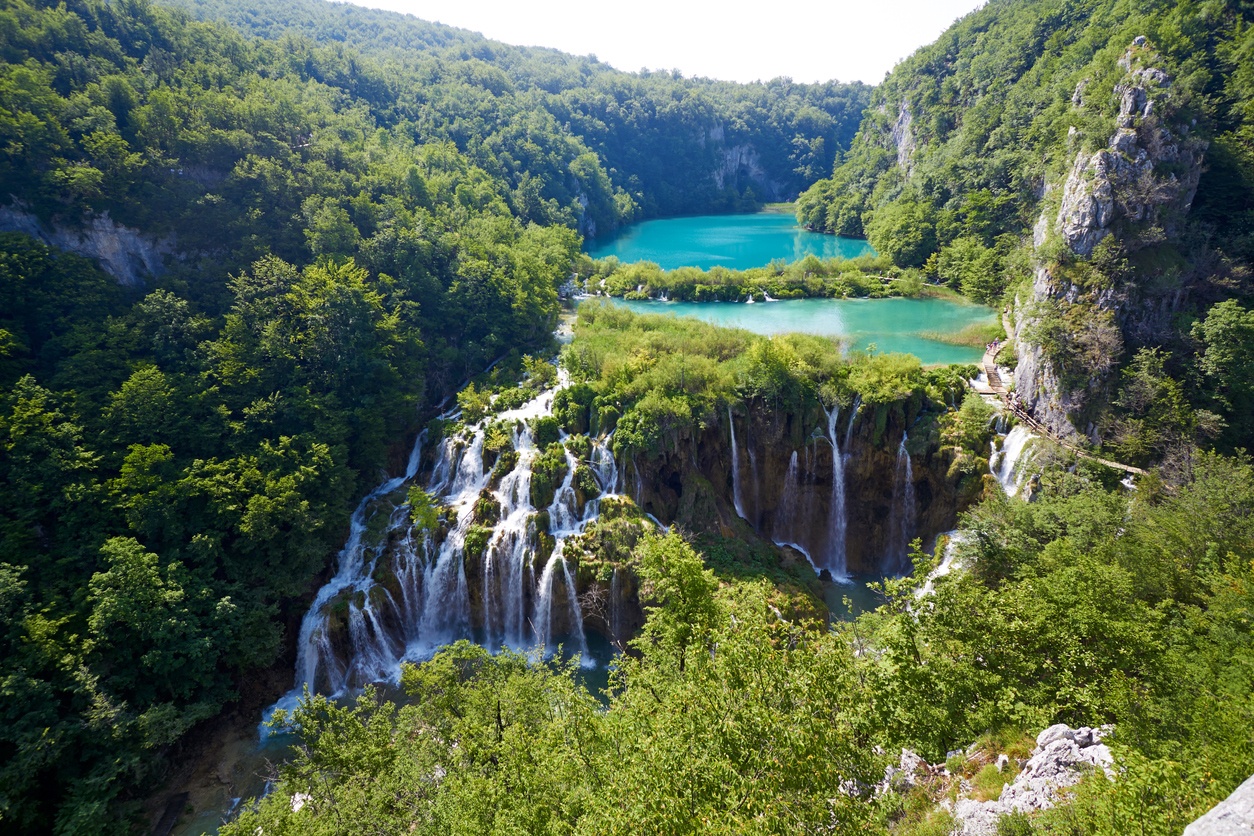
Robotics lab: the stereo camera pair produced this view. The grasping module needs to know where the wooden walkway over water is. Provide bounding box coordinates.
[974,343,1146,478]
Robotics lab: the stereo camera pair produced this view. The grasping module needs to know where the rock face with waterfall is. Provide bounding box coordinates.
[271,377,984,715]
[279,387,637,705]
[635,397,979,577]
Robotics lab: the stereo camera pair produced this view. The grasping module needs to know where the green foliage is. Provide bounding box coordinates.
[528,415,562,449]
[1192,300,1254,449]
[160,0,871,224]
[582,251,901,302]
[529,442,570,509]
[848,351,925,405]
[407,486,439,530]
[225,533,880,835]
[865,197,937,269]
[936,236,1004,303]
[850,452,1254,830]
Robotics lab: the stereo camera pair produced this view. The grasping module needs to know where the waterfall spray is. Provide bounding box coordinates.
[728,405,747,521]
[825,407,848,579]
[888,433,917,574]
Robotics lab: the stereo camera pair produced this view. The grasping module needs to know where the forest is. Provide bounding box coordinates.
[1,0,1253,834]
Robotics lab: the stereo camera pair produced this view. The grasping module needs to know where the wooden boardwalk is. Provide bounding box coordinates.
[976,344,1146,477]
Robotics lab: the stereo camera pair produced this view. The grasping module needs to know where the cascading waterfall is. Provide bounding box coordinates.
[728,406,747,521]
[843,395,861,453]
[824,406,849,579]
[992,424,1036,497]
[265,385,617,731]
[771,451,812,563]
[286,430,427,709]
[887,433,917,574]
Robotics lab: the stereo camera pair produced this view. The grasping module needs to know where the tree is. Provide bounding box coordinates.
[1193,300,1254,448]
[864,197,937,268]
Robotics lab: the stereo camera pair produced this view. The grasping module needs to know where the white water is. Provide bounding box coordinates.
[771,451,815,565]
[992,424,1037,497]
[915,530,966,600]
[886,432,917,574]
[824,406,849,579]
[728,406,747,521]
[264,385,615,733]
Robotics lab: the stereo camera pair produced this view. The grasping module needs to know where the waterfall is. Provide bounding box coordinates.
[887,433,917,574]
[771,451,816,568]
[825,407,848,580]
[728,406,747,521]
[286,430,426,706]
[843,395,861,453]
[915,531,967,600]
[992,424,1036,497]
[264,386,611,733]
[747,438,761,529]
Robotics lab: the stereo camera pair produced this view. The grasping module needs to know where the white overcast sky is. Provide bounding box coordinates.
[342,0,986,85]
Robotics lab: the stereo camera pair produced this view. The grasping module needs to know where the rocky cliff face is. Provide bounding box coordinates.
[626,397,978,576]
[0,203,175,286]
[1012,39,1207,440]
[711,141,788,201]
[889,100,916,172]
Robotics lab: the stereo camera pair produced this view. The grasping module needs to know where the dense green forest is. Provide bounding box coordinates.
[161,0,874,222]
[798,0,1254,458]
[223,452,1254,835]
[2,0,1254,833]
[0,0,867,829]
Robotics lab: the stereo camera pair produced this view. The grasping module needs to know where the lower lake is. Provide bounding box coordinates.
[610,297,995,365]
[585,213,873,270]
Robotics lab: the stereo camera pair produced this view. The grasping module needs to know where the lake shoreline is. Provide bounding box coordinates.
[602,296,996,366]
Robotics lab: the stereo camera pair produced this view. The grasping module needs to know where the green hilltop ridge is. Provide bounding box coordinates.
[0,0,1251,834]
[799,0,1254,462]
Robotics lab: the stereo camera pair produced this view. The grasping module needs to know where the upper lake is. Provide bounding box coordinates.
[611,298,995,366]
[585,213,874,270]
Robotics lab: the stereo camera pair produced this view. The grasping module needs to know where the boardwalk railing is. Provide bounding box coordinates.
[976,346,1146,478]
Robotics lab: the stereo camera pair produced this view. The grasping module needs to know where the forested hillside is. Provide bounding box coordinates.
[0,0,581,829]
[161,0,873,222]
[3,0,1254,834]
[799,0,1254,462]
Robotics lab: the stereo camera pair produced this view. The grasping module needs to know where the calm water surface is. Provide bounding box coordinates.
[612,297,994,365]
[585,213,873,270]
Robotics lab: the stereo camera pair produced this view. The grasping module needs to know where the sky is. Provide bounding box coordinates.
[343,0,986,85]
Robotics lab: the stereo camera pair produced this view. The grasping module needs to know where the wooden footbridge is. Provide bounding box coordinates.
[974,343,1146,477]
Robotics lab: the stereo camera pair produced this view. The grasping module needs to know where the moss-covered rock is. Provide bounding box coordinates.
[530,442,569,508]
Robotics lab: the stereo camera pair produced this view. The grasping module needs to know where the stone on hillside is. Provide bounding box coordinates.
[882,749,926,794]
[1184,774,1254,836]
[1036,723,1076,749]
[954,723,1116,835]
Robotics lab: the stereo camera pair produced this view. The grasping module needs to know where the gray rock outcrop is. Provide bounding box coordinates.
[1011,39,1207,440]
[890,100,916,171]
[954,723,1115,836]
[1184,775,1254,836]
[0,202,174,286]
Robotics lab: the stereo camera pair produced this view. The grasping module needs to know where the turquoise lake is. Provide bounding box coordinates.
[585,213,874,270]
[611,297,994,366]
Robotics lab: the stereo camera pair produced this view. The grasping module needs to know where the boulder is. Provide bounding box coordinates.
[954,723,1116,835]
[1184,775,1254,836]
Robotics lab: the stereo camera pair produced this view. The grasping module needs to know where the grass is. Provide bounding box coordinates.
[759,202,797,214]
[918,321,1004,347]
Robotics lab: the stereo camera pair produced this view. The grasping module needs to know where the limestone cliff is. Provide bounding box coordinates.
[0,203,175,287]
[626,397,979,576]
[1012,39,1207,440]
